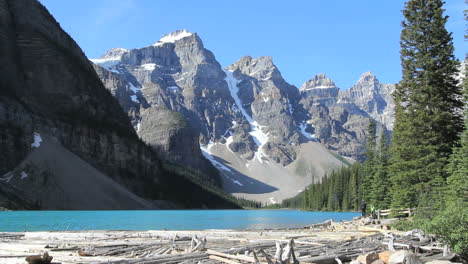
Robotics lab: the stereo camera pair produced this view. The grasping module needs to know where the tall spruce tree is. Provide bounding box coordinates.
[445,58,467,205]
[389,0,464,208]
[362,120,377,203]
[369,131,391,209]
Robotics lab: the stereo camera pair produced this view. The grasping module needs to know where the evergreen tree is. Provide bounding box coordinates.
[389,0,464,208]
[362,120,377,203]
[445,56,468,205]
[369,131,391,209]
[349,162,362,210]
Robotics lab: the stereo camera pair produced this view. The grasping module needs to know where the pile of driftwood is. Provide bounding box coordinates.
[3,223,462,264]
[38,229,456,264]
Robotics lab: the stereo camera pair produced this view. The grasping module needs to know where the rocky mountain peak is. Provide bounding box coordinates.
[100,48,128,59]
[300,73,337,90]
[356,71,380,87]
[227,56,281,82]
[152,29,195,46]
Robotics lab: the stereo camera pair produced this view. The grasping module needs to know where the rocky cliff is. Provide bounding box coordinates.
[0,0,238,209]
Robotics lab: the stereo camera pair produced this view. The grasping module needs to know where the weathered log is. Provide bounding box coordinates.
[335,257,343,264]
[50,246,81,251]
[258,249,274,264]
[275,241,283,263]
[281,239,294,264]
[207,249,258,263]
[209,255,243,264]
[117,252,209,264]
[253,251,261,264]
[307,220,333,229]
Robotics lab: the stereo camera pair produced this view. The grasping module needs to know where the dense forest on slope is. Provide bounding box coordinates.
[281,120,390,212]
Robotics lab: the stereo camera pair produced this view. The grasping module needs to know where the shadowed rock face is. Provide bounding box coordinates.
[0,0,237,209]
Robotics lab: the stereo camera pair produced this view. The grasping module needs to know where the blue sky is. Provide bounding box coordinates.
[40,0,465,88]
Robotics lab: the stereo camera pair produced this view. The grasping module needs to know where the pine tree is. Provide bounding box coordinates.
[369,131,391,209]
[389,0,464,208]
[446,56,468,205]
[362,120,377,203]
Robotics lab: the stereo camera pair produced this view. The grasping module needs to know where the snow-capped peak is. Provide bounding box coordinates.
[300,73,336,90]
[152,30,193,46]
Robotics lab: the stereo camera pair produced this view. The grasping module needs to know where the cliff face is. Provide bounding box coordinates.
[0,0,236,209]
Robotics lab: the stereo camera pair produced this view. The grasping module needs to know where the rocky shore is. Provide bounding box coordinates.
[0,218,463,264]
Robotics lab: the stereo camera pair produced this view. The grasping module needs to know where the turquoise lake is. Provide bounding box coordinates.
[0,210,359,232]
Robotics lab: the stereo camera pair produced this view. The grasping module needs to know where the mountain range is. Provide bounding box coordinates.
[91,30,395,204]
[0,0,398,209]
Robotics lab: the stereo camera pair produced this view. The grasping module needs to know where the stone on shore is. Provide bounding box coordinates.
[357,253,380,264]
[388,250,422,264]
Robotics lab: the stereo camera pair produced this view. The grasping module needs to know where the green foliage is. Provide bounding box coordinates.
[389,0,464,208]
[391,218,422,231]
[424,202,468,256]
[362,120,377,203]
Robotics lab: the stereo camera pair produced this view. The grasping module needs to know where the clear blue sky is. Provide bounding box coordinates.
[40,0,465,88]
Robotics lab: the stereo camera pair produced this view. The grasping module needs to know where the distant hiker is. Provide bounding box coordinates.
[361,200,367,217]
[370,205,376,219]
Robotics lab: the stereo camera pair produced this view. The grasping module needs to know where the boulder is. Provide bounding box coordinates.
[357,253,380,264]
[388,250,421,264]
[25,252,53,264]
[378,250,396,264]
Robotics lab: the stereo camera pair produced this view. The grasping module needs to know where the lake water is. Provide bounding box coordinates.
[0,210,359,232]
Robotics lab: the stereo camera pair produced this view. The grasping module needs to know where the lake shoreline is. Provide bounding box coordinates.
[0,218,399,264]
[0,210,360,232]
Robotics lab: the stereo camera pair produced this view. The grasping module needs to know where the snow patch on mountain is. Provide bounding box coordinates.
[269,197,278,204]
[167,86,179,93]
[152,30,193,46]
[141,63,156,71]
[224,70,270,163]
[31,133,42,148]
[130,95,139,103]
[224,70,269,147]
[90,58,120,72]
[299,122,318,142]
[127,82,141,103]
[20,171,28,180]
[201,144,232,172]
[200,143,245,186]
[0,172,13,183]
